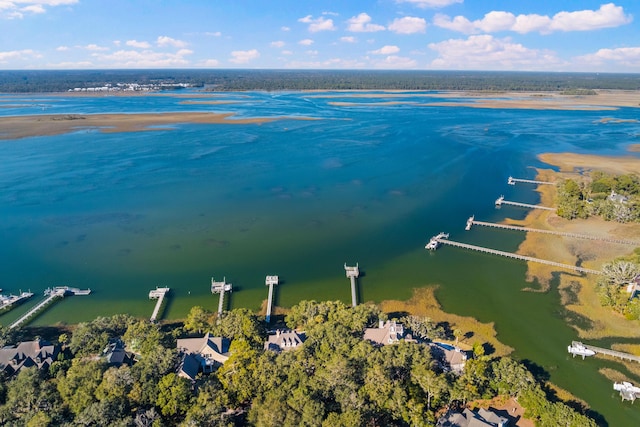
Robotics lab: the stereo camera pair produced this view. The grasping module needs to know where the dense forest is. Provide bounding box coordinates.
[1,69,640,93]
[0,301,599,426]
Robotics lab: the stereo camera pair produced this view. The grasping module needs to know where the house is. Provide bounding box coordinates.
[608,190,628,204]
[176,333,230,380]
[437,408,509,427]
[102,339,134,367]
[363,320,404,346]
[626,274,640,298]
[0,339,60,377]
[430,342,468,374]
[264,329,306,352]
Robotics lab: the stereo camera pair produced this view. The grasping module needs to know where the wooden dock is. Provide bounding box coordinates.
[344,263,360,307]
[211,277,232,315]
[149,287,170,323]
[466,216,640,246]
[571,341,640,364]
[426,233,601,275]
[495,195,556,211]
[265,276,279,323]
[0,291,34,312]
[9,286,91,329]
[508,176,556,186]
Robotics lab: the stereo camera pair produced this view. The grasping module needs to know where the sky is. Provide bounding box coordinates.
[1,0,640,72]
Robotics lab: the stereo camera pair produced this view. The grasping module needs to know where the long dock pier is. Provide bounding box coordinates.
[568,341,640,364]
[495,195,556,211]
[9,286,91,329]
[508,176,556,186]
[149,287,170,322]
[211,277,232,315]
[0,291,34,313]
[426,233,601,275]
[465,216,640,246]
[344,263,360,307]
[265,276,279,323]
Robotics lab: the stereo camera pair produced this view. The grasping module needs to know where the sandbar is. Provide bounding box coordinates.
[0,112,311,140]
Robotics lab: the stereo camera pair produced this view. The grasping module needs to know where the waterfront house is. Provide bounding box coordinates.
[176,333,230,380]
[264,329,306,352]
[430,342,468,374]
[0,339,60,377]
[364,320,404,346]
[102,339,134,367]
[437,407,509,427]
[608,190,628,204]
[626,274,640,299]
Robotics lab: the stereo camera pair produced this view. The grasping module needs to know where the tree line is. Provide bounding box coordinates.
[0,301,599,426]
[1,70,640,93]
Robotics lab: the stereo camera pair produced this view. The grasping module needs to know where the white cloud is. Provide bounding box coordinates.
[341,36,357,43]
[83,44,109,51]
[306,50,319,56]
[157,36,188,48]
[298,39,314,46]
[46,61,94,69]
[204,31,222,37]
[0,49,39,62]
[575,46,640,70]
[126,40,151,49]
[281,50,293,55]
[284,57,367,69]
[550,3,631,32]
[201,59,220,67]
[229,49,260,64]
[370,45,400,55]
[347,13,385,32]
[1,0,78,19]
[56,45,69,51]
[373,55,418,69]
[298,15,336,32]
[395,0,462,8]
[428,35,563,70]
[270,41,285,48]
[281,26,291,32]
[388,16,427,34]
[91,48,193,68]
[434,3,632,35]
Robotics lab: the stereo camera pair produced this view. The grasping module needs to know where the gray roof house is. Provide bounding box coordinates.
[264,329,306,352]
[430,342,468,374]
[176,333,230,380]
[437,408,509,427]
[364,320,404,346]
[0,339,60,377]
[102,339,134,367]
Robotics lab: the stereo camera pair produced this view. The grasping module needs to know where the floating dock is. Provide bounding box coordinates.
[568,341,640,364]
[0,291,34,313]
[508,176,556,186]
[149,287,170,323]
[426,233,601,275]
[265,276,279,323]
[614,382,640,402]
[211,277,232,315]
[465,216,640,246]
[344,263,360,307]
[495,195,556,211]
[9,286,91,330]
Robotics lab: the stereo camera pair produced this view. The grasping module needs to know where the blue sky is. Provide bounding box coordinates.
[1,1,639,72]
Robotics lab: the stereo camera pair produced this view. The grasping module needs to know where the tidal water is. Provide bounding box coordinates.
[1,91,639,424]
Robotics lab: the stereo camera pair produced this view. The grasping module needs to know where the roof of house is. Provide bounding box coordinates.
[177,353,201,381]
[103,340,134,366]
[176,332,230,364]
[0,339,60,376]
[437,408,509,427]
[430,342,468,373]
[363,320,404,346]
[264,330,306,352]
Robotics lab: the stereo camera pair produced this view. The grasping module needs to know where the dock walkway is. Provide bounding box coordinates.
[508,176,556,186]
[495,195,556,211]
[211,277,232,315]
[344,263,360,307]
[149,287,170,322]
[9,286,90,329]
[265,276,279,323]
[426,233,601,275]
[466,216,640,246]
